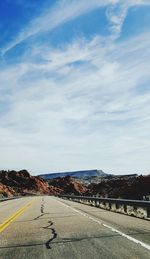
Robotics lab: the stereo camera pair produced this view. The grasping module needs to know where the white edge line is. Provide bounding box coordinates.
[54,197,150,252]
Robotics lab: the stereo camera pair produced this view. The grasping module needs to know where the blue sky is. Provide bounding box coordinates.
[0,0,150,175]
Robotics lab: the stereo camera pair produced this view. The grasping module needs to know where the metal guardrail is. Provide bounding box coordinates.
[59,195,150,219]
[59,195,150,208]
[0,196,21,202]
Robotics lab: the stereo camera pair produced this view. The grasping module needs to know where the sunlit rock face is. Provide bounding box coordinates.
[48,176,88,195]
[0,170,51,196]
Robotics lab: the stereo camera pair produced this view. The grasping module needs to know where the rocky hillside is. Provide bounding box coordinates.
[0,170,53,197]
[0,170,87,197]
[47,173,150,200]
[49,174,150,200]
[48,176,88,195]
[1,170,150,200]
[0,182,15,197]
[87,175,150,200]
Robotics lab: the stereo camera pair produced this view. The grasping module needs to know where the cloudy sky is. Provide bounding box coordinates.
[0,0,150,175]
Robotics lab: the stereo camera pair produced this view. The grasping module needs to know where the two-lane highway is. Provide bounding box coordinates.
[0,196,150,259]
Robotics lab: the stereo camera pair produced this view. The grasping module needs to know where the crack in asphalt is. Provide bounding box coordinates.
[33,198,46,220]
[43,221,57,249]
[33,197,58,249]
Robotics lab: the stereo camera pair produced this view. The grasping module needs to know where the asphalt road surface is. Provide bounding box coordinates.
[0,196,150,259]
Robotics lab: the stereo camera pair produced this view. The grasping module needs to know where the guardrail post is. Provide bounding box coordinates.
[99,202,105,209]
[92,200,96,206]
[86,199,89,205]
[117,204,125,214]
[89,199,92,206]
[96,201,100,207]
[147,208,150,218]
[105,202,110,210]
[110,203,116,211]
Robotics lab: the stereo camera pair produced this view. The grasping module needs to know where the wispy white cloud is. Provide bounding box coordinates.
[1,0,113,55]
[2,0,150,56]
[0,29,150,173]
[106,2,128,39]
[1,0,150,173]
[106,0,150,39]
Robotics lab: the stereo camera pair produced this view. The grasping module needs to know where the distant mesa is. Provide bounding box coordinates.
[38,169,107,180]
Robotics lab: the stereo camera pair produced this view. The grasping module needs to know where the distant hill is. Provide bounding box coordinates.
[39,169,107,180]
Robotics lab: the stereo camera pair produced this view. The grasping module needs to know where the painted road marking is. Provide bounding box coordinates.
[55,198,150,252]
[0,201,33,233]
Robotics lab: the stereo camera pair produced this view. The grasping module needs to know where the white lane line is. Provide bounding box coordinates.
[55,198,150,252]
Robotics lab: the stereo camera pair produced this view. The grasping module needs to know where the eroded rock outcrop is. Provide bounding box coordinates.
[0,170,50,196]
[48,175,88,195]
[0,182,15,197]
[87,175,150,200]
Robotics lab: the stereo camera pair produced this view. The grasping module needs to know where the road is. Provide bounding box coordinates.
[0,196,150,259]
